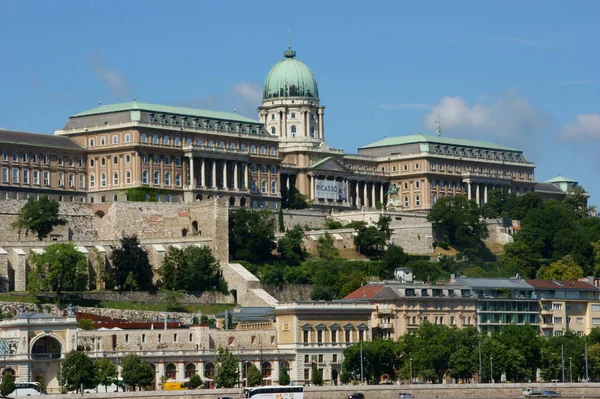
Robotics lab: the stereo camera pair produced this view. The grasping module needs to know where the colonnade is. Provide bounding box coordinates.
[466,181,512,207]
[188,157,249,191]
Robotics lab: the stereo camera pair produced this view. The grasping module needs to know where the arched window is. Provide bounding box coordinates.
[404,196,409,207]
[166,363,176,380]
[125,154,130,164]
[261,362,272,379]
[141,133,148,143]
[126,170,131,184]
[185,363,196,379]
[251,179,258,193]
[204,363,215,379]
[164,156,171,165]
[261,180,267,193]
[415,195,421,206]
[270,146,276,156]
[271,127,276,135]
[208,140,215,147]
[142,170,148,184]
[175,173,181,187]
[112,135,118,144]
[271,166,277,175]
[153,170,160,185]
[164,172,171,186]
[90,159,95,167]
[175,157,181,166]
[260,146,266,155]
[113,156,118,165]
[271,181,277,194]
[279,361,290,372]
[124,133,130,143]
[100,173,106,187]
[101,158,106,166]
[251,144,257,154]
[113,172,119,185]
[89,174,95,188]
[261,165,267,174]
[175,137,181,146]
[164,136,170,145]
[251,164,257,173]
[153,135,159,144]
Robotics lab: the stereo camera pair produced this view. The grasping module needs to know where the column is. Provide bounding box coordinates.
[355,181,360,207]
[243,163,248,190]
[177,362,186,381]
[233,162,238,190]
[223,161,228,189]
[200,158,205,188]
[189,157,195,189]
[318,109,324,139]
[310,176,315,200]
[286,175,290,190]
[380,183,384,205]
[467,182,472,200]
[212,160,217,189]
[363,182,368,208]
[304,111,309,137]
[483,184,488,204]
[371,183,376,208]
[475,183,480,206]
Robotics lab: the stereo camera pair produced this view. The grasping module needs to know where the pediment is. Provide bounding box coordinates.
[309,157,350,173]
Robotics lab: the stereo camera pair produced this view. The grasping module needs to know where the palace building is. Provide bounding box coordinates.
[0,45,582,210]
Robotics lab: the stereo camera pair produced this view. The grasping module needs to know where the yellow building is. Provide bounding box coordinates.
[527,279,600,337]
[274,301,372,385]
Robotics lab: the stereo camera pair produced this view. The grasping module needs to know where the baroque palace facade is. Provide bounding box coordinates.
[0,45,578,210]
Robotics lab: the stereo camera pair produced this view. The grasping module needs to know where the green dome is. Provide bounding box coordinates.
[263,47,319,99]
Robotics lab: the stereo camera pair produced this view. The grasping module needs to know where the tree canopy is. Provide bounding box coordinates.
[158,245,227,292]
[120,354,154,390]
[11,197,66,240]
[94,358,117,392]
[229,209,276,262]
[111,235,154,290]
[214,348,239,388]
[61,350,96,392]
[28,243,88,301]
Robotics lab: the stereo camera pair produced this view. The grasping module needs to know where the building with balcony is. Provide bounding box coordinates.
[526,279,600,337]
[456,277,540,334]
[273,301,372,385]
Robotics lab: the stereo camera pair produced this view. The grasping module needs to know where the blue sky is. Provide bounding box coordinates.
[1,1,599,204]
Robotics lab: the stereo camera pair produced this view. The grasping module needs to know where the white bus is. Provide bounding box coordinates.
[9,382,42,397]
[243,386,303,399]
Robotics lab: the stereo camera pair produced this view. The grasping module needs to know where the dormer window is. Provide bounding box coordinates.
[192,118,199,128]
[170,116,177,125]
[215,121,221,130]
[159,114,166,123]
[181,117,188,127]
[225,122,231,131]
[204,119,210,129]
[148,113,156,122]
[435,145,440,153]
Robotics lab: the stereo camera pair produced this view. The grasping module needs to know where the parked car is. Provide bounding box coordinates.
[349,393,365,399]
[542,391,561,398]
[399,393,414,399]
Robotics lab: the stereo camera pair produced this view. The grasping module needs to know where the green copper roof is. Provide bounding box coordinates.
[545,174,577,184]
[71,101,259,124]
[360,134,521,152]
[263,47,319,99]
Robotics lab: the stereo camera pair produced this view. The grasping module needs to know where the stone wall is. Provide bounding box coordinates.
[39,382,600,399]
[283,209,330,230]
[62,290,234,304]
[264,284,313,302]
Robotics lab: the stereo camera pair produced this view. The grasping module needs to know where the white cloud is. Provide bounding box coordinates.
[377,103,430,111]
[87,50,131,100]
[231,82,262,107]
[179,81,262,119]
[561,113,600,140]
[423,91,547,139]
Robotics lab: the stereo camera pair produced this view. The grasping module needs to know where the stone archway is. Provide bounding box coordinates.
[229,197,235,206]
[31,335,62,360]
[331,368,339,385]
[240,197,247,207]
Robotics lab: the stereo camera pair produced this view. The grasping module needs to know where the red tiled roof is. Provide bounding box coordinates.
[343,285,384,300]
[526,279,599,290]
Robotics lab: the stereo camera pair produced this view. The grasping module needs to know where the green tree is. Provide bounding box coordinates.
[94,358,117,392]
[278,208,285,233]
[214,348,239,388]
[536,255,584,280]
[317,232,339,259]
[353,216,392,257]
[164,289,185,312]
[380,244,409,279]
[278,367,290,386]
[187,374,202,389]
[448,346,478,381]
[0,372,15,398]
[282,186,311,210]
[246,363,262,387]
[78,319,94,330]
[500,240,539,278]
[493,324,541,382]
[229,209,276,262]
[11,197,66,240]
[310,363,323,386]
[62,350,96,392]
[427,196,489,256]
[342,339,401,384]
[158,245,227,292]
[111,235,153,291]
[277,225,307,266]
[28,243,88,301]
[563,184,590,219]
[480,189,509,219]
[120,354,154,391]
[588,343,600,381]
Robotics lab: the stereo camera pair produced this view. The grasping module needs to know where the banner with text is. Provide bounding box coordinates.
[315,179,346,201]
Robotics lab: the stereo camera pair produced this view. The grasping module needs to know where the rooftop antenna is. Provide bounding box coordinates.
[288,29,292,48]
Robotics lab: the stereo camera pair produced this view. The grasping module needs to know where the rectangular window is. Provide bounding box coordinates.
[1,168,8,183]
[12,152,18,162]
[345,330,351,342]
[554,331,563,337]
[593,318,600,325]
[318,354,323,363]
[142,334,146,343]
[23,170,29,184]
[58,172,64,187]
[592,304,600,312]
[174,333,178,342]
[304,355,309,364]
[12,169,19,183]
[33,171,40,185]
[577,317,584,324]
[304,369,310,380]
[553,317,563,324]
[68,174,74,187]
[317,330,323,343]
[552,303,563,310]
[79,174,85,188]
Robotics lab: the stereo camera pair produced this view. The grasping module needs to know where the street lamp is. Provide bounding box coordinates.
[409,358,413,385]
[490,357,494,384]
[569,357,573,383]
